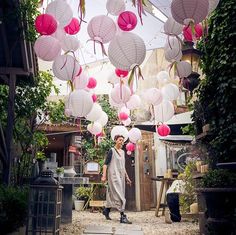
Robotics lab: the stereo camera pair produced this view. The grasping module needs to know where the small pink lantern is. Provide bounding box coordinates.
[64,17,80,35]
[156,124,171,137]
[87,77,97,89]
[126,142,136,152]
[92,94,97,102]
[115,68,129,78]
[118,11,137,31]
[171,0,209,25]
[35,14,57,35]
[118,112,129,121]
[183,24,203,41]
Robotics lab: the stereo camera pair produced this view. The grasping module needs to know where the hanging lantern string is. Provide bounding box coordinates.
[132,0,146,25]
[128,65,144,92]
[86,39,108,56]
[78,0,86,25]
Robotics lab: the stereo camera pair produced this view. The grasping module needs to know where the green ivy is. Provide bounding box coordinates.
[193,0,236,163]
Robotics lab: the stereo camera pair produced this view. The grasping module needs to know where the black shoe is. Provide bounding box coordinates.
[120,214,132,224]
[103,208,112,220]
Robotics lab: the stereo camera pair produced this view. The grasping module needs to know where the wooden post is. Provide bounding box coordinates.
[3,73,16,185]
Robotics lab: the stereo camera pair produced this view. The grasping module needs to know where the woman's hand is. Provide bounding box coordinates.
[101,175,107,183]
[126,177,132,186]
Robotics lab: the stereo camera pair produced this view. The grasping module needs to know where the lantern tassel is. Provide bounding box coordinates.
[132,0,146,25]
[87,39,108,56]
[78,0,86,25]
[128,65,144,92]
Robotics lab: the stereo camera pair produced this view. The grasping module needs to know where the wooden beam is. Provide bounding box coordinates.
[0,67,31,76]
[0,74,9,84]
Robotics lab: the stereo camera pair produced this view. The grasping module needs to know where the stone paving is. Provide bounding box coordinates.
[61,210,199,235]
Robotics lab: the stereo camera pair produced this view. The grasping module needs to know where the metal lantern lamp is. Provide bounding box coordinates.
[27,169,63,235]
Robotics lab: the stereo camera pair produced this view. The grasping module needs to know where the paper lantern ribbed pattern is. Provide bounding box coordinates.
[111,126,129,141]
[87,77,97,89]
[208,0,220,14]
[176,61,192,78]
[164,47,182,62]
[97,111,108,127]
[64,17,80,35]
[164,17,183,36]
[128,128,142,144]
[164,37,182,51]
[154,100,175,122]
[35,14,57,35]
[73,73,88,89]
[119,112,129,121]
[87,122,102,135]
[61,35,80,52]
[118,11,137,31]
[111,84,131,104]
[156,124,171,136]
[126,94,141,110]
[34,36,61,61]
[108,32,146,71]
[115,68,129,78]
[183,24,203,41]
[106,0,126,16]
[161,83,179,101]
[86,103,103,122]
[87,15,117,43]
[171,0,209,25]
[52,27,66,41]
[68,90,93,117]
[46,0,73,27]
[126,142,135,152]
[144,88,163,106]
[52,55,80,81]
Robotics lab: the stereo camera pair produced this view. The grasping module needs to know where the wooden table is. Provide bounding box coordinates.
[151,177,175,217]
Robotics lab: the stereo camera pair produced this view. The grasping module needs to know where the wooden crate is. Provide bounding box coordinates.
[89,200,105,207]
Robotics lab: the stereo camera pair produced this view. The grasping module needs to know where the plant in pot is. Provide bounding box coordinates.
[192,0,236,234]
[55,167,64,178]
[74,187,92,211]
[35,151,47,173]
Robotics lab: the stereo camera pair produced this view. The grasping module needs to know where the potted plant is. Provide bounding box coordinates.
[55,167,64,178]
[74,187,92,211]
[35,151,47,173]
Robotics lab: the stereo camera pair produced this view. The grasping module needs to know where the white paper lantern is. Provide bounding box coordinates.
[144,88,163,106]
[110,84,131,104]
[108,32,146,71]
[46,0,73,27]
[64,108,72,117]
[164,37,182,51]
[87,122,102,135]
[154,100,175,122]
[106,0,126,16]
[52,27,66,41]
[126,94,141,110]
[73,72,88,89]
[208,0,220,14]
[109,95,124,108]
[34,36,61,61]
[164,46,182,62]
[122,117,131,126]
[61,35,80,52]
[164,17,183,36]
[111,126,129,141]
[128,128,142,144]
[171,0,209,25]
[87,15,117,44]
[156,71,170,84]
[176,61,192,78]
[86,103,103,122]
[161,83,179,101]
[52,54,80,81]
[120,106,130,115]
[97,111,108,127]
[68,89,93,117]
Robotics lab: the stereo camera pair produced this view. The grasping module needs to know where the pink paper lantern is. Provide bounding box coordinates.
[119,112,129,121]
[87,77,97,89]
[35,14,57,35]
[156,124,171,137]
[183,24,203,41]
[118,11,137,31]
[92,94,97,102]
[64,17,80,35]
[126,142,136,152]
[171,0,209,25]
[115,68,129,78]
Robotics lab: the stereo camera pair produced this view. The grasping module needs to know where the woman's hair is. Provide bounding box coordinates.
[114,135,125,141]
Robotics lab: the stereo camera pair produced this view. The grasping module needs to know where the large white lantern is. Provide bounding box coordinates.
[111,126,129,141]
[61,35,80,52]
[176,61,192,78]
[122,117,131,126]
[52,55,80,81]
[87,122,102,135]
[144,88,163,106]
[154,100,175,122]
[34,36,61,61]
[161,83,179,101]
[128,128,142,144]
[108,32,146,71]
[106,0,125,16]
[68,90,93,117]
[156,71,170,84]
[208,0,220,14]
[164,37,182,51]
[126,94,141,110]
[171,0,209,25]
[52,27,66,41]
[164,47,182,62]
[97,111,108,127]
[86,103,103,122]
[110,84,131,104]
[46,0,73,27]
[87,15,117,44]
[164,17,183,36]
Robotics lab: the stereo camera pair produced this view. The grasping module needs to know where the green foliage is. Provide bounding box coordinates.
[47,100,66,123]
[56,167,64,174]
[179,162,197,213]
[74,186,92,200]
[0,186,29,234]
[193,0,236,163]
[201,169,236,188]
[181,124,195,136]
[35,151,47,161]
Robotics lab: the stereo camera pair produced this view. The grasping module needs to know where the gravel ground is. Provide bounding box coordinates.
[61,210,199,235]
